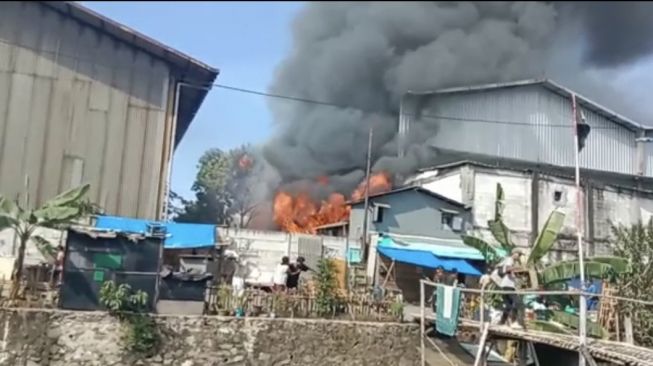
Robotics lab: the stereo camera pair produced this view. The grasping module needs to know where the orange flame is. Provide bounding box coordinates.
[351,171,392,202]
[238,154,253,171]
[273,172,392,234]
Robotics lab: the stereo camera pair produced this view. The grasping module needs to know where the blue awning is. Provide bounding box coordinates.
[94,216,216,249]
[377,246,481,276]
[378,235,486,260]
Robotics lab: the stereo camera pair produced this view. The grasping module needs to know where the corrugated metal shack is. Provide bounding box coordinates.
[59,227,163,311]
[0,2,218,220]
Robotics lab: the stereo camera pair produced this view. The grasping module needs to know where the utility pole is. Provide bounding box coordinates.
[572,93,587,366]
[361,126,374,262]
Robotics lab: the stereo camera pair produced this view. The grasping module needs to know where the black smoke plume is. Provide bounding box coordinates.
[251,2,653,208]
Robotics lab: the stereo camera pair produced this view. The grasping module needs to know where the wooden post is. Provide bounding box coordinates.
[420,280,426,366]
[483,342,495,366]
[517,341,528,366]
[528,342,541,366]
[474,323,489,366]
[579,346,598,366]
[361,126,374,263]
[479,283,486,335]
[381,260,395,288]
[624,315,634,345]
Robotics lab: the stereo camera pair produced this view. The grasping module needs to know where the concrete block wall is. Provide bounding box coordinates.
[220,228,361,286]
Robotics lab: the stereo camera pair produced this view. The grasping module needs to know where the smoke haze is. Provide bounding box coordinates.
[251,1,653,207]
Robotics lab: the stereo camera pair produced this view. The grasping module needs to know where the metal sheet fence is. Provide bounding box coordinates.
[59,230,163,311]
[297,235,324,272]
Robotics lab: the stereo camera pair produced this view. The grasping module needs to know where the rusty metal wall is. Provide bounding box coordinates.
[415,84,644,176]
[297,235,324,272]
[0,2,171,219]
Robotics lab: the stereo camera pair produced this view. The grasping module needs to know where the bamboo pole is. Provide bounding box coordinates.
[420,279,426,366]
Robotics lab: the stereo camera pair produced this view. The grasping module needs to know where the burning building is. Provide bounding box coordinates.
[272,172,392,234]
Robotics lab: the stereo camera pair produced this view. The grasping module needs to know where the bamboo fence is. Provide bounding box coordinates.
[206,285,404,322]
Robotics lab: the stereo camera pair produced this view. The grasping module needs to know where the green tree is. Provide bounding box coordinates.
[172,145,259,227]
[0,184,92,299]
[611,222,653,346]
[315,259,341,317]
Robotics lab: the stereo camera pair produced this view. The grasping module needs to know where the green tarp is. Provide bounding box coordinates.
[435,285,462,337]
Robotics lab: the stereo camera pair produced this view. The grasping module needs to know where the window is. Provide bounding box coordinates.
[553,188,567,206]
[372,203,389,223]
[554,190,562,202]
[441,209,463,232]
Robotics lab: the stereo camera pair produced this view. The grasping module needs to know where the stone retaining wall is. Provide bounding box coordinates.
[0,309,419,366]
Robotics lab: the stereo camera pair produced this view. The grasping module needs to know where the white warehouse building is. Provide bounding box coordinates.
[406,158,653,263]
[399,79,653,261]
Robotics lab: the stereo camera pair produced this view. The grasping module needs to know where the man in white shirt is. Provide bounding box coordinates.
[498,248,525,329]
[273,256,290,292]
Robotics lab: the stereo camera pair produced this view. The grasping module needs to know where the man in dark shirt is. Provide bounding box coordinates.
[286,257,310,291]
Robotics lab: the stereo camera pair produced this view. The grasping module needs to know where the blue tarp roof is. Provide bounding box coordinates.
[377,235,486,260]
[377,246,481,276]
[94,216,216,249]
[377,235,482,276]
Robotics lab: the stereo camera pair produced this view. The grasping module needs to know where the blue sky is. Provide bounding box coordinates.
[82,2,304,199]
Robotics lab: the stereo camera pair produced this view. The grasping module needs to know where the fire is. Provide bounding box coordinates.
[273,172,392,234]
[317,176,329,186]
[238,154,253,171]
[351,171,392,202]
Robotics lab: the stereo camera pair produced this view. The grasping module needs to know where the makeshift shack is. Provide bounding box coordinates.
[59,226,163,311]
[375,233,483,302]
[93,216,217,315]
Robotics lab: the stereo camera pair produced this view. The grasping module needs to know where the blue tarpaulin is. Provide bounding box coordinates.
[94,216,216,249]
[377,235,487,260]
[377,246,481,276]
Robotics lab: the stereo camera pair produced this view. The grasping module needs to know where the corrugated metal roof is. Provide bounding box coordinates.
[407,78,649,132]
[347,186,468,208]
[418,152,653,193]
[41,1,219,145]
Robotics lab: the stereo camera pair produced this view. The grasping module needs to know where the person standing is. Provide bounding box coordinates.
[286,257,309,292]
[273,256,290,292]
[498,248,525,329]
[448,268,460,287]
[52,245,65,286]
[429,266,446,310]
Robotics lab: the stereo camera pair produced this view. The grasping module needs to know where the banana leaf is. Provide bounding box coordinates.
[589,256,631,274]
[551,311,608,339]
[488,219,514,250]
[462,235,503,262]
[42,184,90,208]
[526,210,565,266]
[540,260,623,285]
[0,196,18,216]
[33,206,81,226]
[0,214,16,231]
[33,235,56,261]
[527,320,570,334]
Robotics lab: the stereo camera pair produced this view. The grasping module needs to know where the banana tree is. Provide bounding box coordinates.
[462,183,629,287]
[539,256,630,286]
[462,183,513,266]
[0,184,91,299]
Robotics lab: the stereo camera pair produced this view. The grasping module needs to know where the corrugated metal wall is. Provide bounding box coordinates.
[0,2,171,219]
[417,84,643,176]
